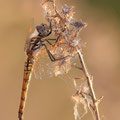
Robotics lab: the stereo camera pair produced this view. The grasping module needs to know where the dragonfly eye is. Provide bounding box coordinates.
[36,24,48,35]
[36,25,43,33]
[36,24,47,34]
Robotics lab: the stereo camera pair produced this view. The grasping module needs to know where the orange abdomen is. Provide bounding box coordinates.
[18,57,34,120]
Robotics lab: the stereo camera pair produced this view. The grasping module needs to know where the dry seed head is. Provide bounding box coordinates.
[42,0,86,75]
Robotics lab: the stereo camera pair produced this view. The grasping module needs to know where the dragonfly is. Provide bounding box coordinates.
[18,20,68,120]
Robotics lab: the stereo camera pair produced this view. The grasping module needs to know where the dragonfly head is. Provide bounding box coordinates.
[36,24,50,37]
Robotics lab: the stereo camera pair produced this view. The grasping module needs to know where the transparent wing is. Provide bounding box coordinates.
[24,19,34,52]
[33,44,73,80]
[33,47,56,80]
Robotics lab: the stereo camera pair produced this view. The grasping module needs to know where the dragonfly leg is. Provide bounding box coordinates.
[46,20,52,37]
[46,39,56,45]
[42,44,69,62]
[51,36,59,46]
[44,37,59,46]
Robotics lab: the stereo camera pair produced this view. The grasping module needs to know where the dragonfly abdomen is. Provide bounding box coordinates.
[18,57,34,120]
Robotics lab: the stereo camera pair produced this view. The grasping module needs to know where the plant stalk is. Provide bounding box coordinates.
[77,48,100,120]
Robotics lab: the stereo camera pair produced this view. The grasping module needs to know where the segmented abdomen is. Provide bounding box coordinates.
[18,57,34,120]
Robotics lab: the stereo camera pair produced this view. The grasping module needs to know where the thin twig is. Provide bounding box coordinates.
[76,47,102,120]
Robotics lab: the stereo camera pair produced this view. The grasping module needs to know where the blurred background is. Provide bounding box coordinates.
[0,0,120,120]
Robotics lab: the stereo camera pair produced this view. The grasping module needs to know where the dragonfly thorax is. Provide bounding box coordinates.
[25,23,52,58]
[27,39,43,57]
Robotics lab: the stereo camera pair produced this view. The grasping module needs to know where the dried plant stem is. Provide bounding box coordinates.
[76,48,102,120]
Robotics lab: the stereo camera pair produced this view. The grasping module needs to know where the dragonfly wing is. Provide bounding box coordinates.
[33,49,56,79]
[24,19,34,52]
[33,43,74,79]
